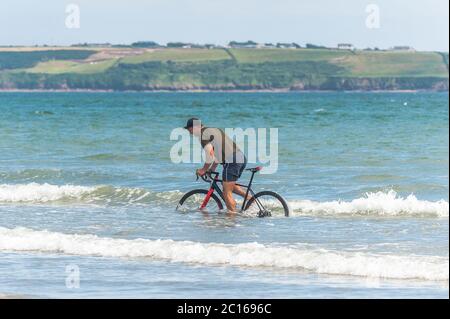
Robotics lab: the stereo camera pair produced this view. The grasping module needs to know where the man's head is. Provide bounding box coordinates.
[184,117,203,136]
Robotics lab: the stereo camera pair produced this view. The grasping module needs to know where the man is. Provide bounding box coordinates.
[184,118,249,212]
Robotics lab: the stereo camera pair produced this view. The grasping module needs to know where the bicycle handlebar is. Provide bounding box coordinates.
[196,173,208,182]
[196,171,219,182]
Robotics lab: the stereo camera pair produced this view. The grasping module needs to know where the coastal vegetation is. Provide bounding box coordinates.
[0,47,447,91]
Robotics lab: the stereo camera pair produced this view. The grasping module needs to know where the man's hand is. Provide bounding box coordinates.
[196,168,207,176]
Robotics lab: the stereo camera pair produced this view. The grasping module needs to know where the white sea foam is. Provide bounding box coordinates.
[0,183,94,203]
[0,184,448,217]
[0,227,447,281]
[0,183,181,205]
[289,190,449,218]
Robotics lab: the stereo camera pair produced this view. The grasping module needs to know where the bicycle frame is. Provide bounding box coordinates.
[199,171,267,212]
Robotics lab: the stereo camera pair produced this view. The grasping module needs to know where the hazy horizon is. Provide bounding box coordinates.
[0,0,448,52]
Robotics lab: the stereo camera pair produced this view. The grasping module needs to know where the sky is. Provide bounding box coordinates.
[0,0,448,51]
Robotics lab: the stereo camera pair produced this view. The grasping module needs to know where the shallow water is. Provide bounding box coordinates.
[0,92,448,298]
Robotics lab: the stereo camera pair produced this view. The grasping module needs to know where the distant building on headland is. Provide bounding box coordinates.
[276,42,301,49]
[263,43,277,49]
[166,42,219,49]
[337,43,354,50]
[229,41,301,49]
[228,41,259,49]
[390,46,415,52]
[67,41,430,52]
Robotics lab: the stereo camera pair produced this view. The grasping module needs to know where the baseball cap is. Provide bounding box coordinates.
[184,118,201,129]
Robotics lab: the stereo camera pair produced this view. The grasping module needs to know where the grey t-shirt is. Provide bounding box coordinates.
[200,127,245,164]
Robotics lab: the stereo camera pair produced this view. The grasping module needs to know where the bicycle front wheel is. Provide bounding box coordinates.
[176,189,224,213]
[244,191,290,217]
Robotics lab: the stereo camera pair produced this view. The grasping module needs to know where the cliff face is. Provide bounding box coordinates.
[1,74,447,92]
[0,59,448,91]
[318,77,449,91]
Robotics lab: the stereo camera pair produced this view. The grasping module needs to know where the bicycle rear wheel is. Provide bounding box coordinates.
[244,191,290,217]
[176,189,224,213]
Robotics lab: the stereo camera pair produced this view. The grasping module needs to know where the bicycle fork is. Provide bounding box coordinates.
[200,176,223,209]
[200,188,215,209]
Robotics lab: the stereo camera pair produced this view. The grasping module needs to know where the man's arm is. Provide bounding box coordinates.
[197,143,218,175]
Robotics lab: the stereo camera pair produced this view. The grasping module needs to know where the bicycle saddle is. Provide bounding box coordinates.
[246,166,263,173]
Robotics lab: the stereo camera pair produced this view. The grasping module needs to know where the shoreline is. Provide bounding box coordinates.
[0,89,445,93]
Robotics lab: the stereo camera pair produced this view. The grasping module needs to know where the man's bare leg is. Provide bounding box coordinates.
[232,185,253,201]
[223,181,237,212]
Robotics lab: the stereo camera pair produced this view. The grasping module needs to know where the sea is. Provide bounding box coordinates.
[0,92,448,298]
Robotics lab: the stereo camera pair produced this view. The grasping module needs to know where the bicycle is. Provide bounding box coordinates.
[176,166,290,217]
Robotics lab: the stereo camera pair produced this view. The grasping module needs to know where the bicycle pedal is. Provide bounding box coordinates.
[258,210,272,218]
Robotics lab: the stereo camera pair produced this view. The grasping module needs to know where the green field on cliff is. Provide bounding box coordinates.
[0,47,448,90]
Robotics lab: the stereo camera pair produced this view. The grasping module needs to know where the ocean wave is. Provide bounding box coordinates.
[0,184,448,217]
[0,183,181,205]
[33,110,54,116]
[289,190,449,218]
[0,168,114,182]
[313,108,329,114]
[80,153,138,161]
[1,168,63,181]
[0,227,447,281]
[0,183,94,203]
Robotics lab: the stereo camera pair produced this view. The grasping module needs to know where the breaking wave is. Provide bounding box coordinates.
[0,183,447,217]
[0,183,181,205]
[0,227,447,281]
[289,190,448,218]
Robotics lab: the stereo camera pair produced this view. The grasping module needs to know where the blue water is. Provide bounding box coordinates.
[0,92,448,298]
